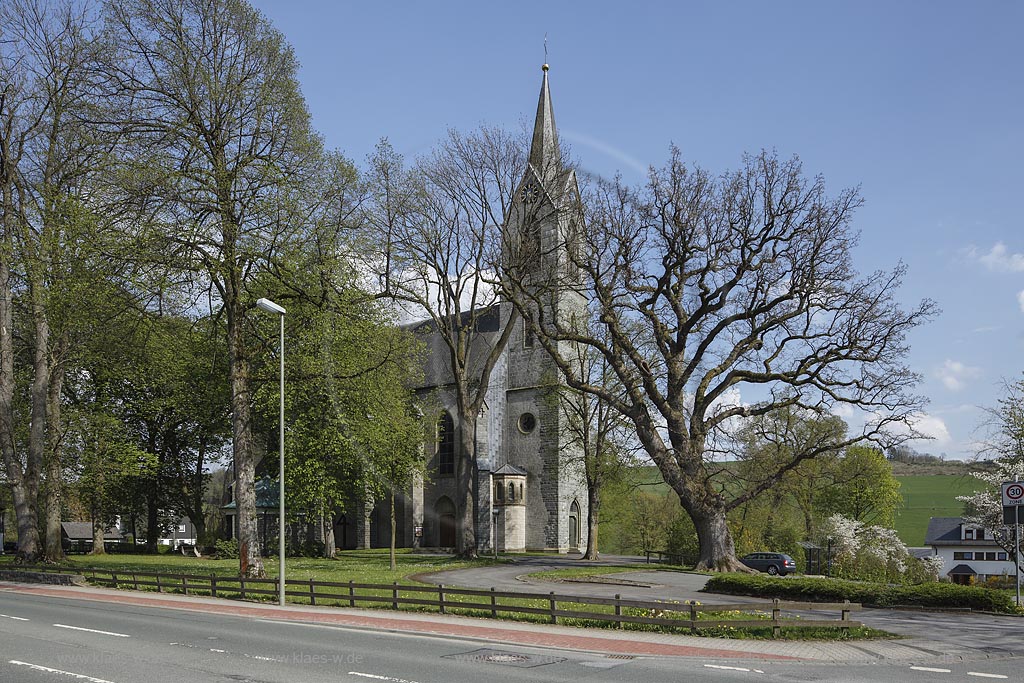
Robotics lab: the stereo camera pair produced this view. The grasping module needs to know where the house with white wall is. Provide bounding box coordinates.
[925,516,1015,585]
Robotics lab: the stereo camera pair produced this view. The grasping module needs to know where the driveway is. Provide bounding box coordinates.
[418,553,1024,657]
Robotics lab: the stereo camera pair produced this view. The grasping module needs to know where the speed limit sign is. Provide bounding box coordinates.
[1003,482,1024,507]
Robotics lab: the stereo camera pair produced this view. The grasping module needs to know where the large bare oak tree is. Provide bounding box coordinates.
[504,148,935,570]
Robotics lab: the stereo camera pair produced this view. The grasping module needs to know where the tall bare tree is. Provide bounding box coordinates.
[368,133,522,557]
[103,0,320,576]
[504,148,935,571]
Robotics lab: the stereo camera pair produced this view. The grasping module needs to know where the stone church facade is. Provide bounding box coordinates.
[341,65,589,554]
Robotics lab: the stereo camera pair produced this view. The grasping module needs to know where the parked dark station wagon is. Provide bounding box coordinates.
[740,552,797,576]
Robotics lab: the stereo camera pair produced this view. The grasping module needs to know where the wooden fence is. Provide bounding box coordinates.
[14,565,861,637]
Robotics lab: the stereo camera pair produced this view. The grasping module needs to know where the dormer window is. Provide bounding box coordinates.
[964,528,975,540]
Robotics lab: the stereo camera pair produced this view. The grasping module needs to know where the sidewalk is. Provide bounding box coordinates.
[0,581,1007,665]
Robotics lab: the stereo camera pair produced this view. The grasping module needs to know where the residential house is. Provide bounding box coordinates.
[925,516,1015,585]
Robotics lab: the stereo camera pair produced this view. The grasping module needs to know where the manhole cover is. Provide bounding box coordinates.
[443,648,566,668]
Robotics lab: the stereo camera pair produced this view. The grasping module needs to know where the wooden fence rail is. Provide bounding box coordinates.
[12,564,861,636]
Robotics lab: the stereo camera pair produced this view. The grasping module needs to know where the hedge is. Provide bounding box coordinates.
[704,574,1018,614]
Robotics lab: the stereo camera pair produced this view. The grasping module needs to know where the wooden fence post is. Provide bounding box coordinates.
[549,592,557,624]
[309,578,316,606]
[182,576,189,595]
[132,573,138,591]
[111,572,118,588]
[614,594,622,628]
[348,580,355,607]
[392,582,399,610]
[689,601,697,634]
[772,599,781,638]
[438,584,445,614]
[240,576,247,600]
[842,600,850,633]
[156,574,162,593]
[211,575,218,598]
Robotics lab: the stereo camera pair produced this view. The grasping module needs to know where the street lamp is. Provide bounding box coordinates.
[256,297,286,606]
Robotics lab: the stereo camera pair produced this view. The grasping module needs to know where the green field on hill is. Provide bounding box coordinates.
[601,466,988,550]
[894,474,985,546]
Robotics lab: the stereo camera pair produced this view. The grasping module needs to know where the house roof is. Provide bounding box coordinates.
[221,477,280,512]
[908,547,934,560]
[924,517,962,545]
[925,516,998,546]
[493,464,528,477]
[947,563,977,576]
[61,522,121,541]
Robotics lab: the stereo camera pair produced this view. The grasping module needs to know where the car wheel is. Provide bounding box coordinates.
[767,565,779,576]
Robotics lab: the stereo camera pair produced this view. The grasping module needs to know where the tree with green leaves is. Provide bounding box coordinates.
[103,0,323,577]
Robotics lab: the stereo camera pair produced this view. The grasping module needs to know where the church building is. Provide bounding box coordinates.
[345,65,590,554]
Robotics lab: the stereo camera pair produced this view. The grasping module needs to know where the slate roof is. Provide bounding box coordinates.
[947,563,977,575]
[924,516,998,546]
[908,547,934,560]
[61,522,121,541]
[924,517,962,545]
[493,464,528,477]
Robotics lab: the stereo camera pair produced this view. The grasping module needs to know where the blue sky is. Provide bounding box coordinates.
[250,1,1023,459]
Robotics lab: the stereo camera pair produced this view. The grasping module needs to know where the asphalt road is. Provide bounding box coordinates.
[0,589,1020,683]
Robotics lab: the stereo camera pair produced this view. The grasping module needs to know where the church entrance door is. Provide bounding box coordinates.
[569,500,581,549]
[439,514,456,547]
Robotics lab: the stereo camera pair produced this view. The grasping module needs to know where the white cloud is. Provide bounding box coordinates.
[831,403,855,419]
[966,242,1024,272]
[904,412,952,446]
[934,359,981,392]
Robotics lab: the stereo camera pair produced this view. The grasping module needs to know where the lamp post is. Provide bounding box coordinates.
[256,297,286,606]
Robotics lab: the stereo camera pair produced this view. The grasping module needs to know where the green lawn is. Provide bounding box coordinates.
[0,548,496,584]
[894,475,985,546]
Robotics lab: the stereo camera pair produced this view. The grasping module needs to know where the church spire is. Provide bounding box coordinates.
[528,63,560,183]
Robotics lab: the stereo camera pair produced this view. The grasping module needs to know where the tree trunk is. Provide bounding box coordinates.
[227,295,263,578]
[690,502,749,572]
[145,492,159,554]
[389,488,397,571]
[322,512,335,558]
[91,516,106,555]
[584,483,600,560]
[454,409,478,559]
[43,355,65,563]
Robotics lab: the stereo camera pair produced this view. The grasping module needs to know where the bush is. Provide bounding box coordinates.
[214,539,239,560]
[704,573,1018,614]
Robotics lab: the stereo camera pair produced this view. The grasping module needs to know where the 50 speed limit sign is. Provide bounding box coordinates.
[1003,482,1024,507]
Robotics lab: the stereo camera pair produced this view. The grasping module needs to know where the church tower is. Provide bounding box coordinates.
[496,64,589,552]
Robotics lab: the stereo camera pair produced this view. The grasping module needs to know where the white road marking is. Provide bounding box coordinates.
[348,672,420,683]
[0,614,28,621]
[704,664,754,672]
[911,667,952,673]
[243,653,281,662]
[53,624,131,638]
[8,660,117,682]
[209,648,227,653]
[967,674,1008,679]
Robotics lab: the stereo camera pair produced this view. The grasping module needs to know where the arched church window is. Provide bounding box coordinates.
[495,481,504,503]
[508,482,516,502]
[519,483,524,500]
[437,412,455,475]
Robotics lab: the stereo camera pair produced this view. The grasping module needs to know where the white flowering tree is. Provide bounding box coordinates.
[958,377,1024,575]
[818,514,939,583]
